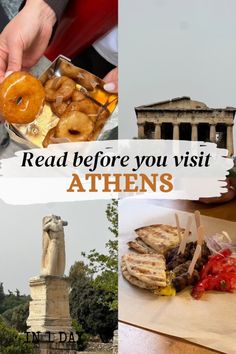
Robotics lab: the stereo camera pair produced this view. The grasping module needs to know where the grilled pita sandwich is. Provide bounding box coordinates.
[127,237,157,254]
[121,257,158,289]
[122,253,166,289]
[135,224,185,254]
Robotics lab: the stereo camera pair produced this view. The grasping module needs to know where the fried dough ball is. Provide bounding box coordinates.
[72,90,86,102]
[51,99,71,117]
[60,61,99,91]
[65,100,99,122]
[0,71,45,124]
[42,127,57,148]
[55,111,94,142]
[44,76,76,102]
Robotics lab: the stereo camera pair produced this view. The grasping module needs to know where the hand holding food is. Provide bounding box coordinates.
[0,0,56,82]
[0,58,118,147]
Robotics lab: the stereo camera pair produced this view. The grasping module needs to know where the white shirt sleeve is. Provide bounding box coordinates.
[92,26,118,66]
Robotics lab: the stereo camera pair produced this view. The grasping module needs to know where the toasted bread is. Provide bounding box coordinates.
[127,237,157,254]
[135,224,185,254]
[122,253,166,288]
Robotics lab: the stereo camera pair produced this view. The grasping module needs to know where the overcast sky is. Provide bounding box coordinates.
[119,0,236,151]
[0,200,111,295]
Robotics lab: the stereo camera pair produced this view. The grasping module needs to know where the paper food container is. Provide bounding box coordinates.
[5,55,118,148]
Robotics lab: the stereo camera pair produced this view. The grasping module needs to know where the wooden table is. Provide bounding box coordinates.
[119,199,235,354]
[119,322,223,354]
[154,198,236,222]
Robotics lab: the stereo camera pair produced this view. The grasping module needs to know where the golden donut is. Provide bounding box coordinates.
[51,99,71,117]
[66,99,99,122]
[59,61,99,91]
[55,111,94,142]
[0,71,45,124]
[44,76,76,102]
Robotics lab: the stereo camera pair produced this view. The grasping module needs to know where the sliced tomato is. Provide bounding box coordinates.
[192,249,236,299]
[200,249,232,279]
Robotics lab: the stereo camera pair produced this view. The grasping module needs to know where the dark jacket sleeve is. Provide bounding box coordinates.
[40,0,69,22]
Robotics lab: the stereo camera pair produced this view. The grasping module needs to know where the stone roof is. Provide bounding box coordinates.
[135,97,236,112]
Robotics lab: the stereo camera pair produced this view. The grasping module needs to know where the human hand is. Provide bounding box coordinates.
[0,0,56,82]
[103,67,118,93]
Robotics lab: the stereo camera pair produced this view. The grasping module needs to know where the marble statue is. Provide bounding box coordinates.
[27,214,74,337]
[41,215,68,276]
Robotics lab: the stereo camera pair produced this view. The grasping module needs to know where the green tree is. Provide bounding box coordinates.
[0,282,30,332]
[70,277,117,343]
[2,302,29,332]
[69,200,118,342]
[0,317,33,354]
[82,199,118,310]
[69,261,90,286]
[0,292,29,314]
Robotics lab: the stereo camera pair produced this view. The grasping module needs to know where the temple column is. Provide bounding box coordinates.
[137,123,145,139]
[209,124,216,143]
[191,124,198,141]
[154,123,161,139]
[173,123,180,140]
[226,124,234,157]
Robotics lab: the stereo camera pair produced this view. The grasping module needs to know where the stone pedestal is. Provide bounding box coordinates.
[27,276,72,333]
[27,276,78,353]
[28,332,78,354]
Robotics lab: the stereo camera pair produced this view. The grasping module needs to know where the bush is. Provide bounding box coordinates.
[72,320,90,351]
[0,317,33,354]
[2,302,29,332]
[70,279,117,343]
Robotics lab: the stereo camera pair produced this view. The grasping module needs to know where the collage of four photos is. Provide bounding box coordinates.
[0,1,235,354]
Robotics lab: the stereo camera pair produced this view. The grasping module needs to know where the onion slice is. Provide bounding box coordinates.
[205,232,236,257]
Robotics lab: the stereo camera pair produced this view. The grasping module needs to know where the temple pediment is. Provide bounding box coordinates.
[136,97,235,111]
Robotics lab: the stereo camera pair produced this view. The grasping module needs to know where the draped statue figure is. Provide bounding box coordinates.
[41,215,68,276]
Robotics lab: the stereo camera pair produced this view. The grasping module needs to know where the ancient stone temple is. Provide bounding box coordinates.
[135,97,235,156]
